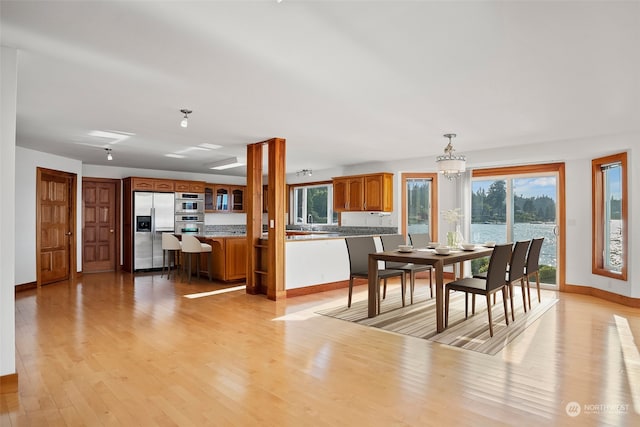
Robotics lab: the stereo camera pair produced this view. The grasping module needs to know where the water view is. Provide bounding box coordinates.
[469,222,557,267]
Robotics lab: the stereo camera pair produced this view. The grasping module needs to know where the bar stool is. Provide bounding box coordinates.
[181,235,212,282]
[161,233,182,279]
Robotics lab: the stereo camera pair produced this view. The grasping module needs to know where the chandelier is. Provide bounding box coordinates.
[436,133,466,180]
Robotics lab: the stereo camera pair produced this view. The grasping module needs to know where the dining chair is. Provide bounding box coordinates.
[408,233,431,248]
[473,240,530,319]
[380,234,433,302]
[445,243,512,337]
[345,236,405,314]
[181,234,212,283]
[504,240,530,317]
[161,233,182,279]
[524,237,545,309]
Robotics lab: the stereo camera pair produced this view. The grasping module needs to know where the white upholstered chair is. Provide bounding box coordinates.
[180,235,212,282]
[161,233,182,279]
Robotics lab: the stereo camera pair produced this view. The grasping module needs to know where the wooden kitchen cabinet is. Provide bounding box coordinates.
[204,185,214,212]
[363,173,393,211]
[189,181,205,193]
[230,186,245,212]
[130,177,174,192]
[175,180,205,193]
[332,172,393,212]
[205,184,245,212]
[129,177,207,193]
[333,176,364,211]
[214,185,230,211]
[199,236,247,281]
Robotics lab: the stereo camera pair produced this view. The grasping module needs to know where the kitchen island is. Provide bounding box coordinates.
[177,233,247,282]
[183,228,397,292]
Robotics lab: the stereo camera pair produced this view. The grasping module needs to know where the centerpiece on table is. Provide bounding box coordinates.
[442,208,465,248]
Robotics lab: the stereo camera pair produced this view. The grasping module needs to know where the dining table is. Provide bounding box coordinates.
[368,245,494,333]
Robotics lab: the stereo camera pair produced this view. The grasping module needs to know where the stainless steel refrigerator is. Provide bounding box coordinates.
[134,192,175,271]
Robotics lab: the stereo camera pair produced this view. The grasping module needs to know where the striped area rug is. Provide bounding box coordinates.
[316,286,557,355]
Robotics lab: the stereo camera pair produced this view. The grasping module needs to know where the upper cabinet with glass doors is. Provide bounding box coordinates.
[204,184,245,213]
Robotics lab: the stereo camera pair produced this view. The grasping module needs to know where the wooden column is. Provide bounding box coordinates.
[245,142,263,295]
[267,138,286,300]
[245,137,286,299]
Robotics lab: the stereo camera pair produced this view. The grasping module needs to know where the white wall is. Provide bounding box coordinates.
[15,147,83,285]
[1,46,17,377]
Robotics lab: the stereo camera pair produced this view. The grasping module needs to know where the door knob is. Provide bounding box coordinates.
[110,229,114,233]
[65,231,72,236]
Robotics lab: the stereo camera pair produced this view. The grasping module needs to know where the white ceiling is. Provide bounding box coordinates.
[2,1,638,177]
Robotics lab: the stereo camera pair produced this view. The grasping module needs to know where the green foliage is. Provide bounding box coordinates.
[472,181,557,223]
[472,260,557,285]
[307,187,328,222]
[539,265,556,284]
[471,257,489,275]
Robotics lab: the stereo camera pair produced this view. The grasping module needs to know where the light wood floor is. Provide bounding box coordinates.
[2,271,640,426]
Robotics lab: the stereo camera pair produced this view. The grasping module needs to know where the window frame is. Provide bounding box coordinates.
[472,163,566,288]
[289,181,336,226]
[592,152,628,280]
[401,173,438,241]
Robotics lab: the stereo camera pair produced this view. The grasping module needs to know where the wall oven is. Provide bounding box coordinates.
[175,192,204,214]
[175,213,204,234]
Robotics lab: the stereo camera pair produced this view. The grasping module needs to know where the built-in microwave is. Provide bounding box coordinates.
[175,199,204,214]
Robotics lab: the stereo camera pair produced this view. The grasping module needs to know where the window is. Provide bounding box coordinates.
[291,183,336,226]
[592,152,627,280]
[402,173,438,239]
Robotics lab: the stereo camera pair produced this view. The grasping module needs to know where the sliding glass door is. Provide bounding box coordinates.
[471,166,563,286]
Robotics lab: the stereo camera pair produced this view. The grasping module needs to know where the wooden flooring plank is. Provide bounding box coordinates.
[1,272,639,426]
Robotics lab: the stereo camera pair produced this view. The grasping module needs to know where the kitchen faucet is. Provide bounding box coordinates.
[307,214,314,231]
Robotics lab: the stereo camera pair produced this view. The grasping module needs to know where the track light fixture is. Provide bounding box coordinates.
[180,109,192,128]
[105,148,113,161]
[296,169,313,177]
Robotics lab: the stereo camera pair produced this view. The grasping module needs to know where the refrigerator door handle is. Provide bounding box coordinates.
[151,207,156,234]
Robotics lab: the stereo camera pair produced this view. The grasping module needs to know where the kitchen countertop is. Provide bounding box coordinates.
[178,230,395,241]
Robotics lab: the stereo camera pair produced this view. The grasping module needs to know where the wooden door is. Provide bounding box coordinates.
[37,168,77,286]
[83,178,120,272]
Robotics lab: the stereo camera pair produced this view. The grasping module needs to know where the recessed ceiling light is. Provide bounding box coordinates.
[207,157,245,170]
[199,143,223,150]
[175,146,209,154]
[88,130,134,144]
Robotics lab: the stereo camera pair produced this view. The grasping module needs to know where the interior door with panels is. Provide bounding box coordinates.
[82,178,120,272]
[37,168,77,285]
